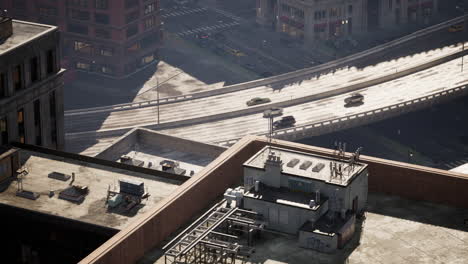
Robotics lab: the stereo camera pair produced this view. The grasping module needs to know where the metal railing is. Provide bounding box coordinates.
[213,84,468,146]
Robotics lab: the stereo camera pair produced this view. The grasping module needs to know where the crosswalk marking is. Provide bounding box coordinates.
[176,21,240,36]
[162,7,208,18]
[209,7,242,22]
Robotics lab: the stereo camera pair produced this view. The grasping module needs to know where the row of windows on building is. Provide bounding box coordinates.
[0,91,58,148]
[67,16,158,39]
[74,51,157,75]
[313,5,353,21]
[0,50,56,100]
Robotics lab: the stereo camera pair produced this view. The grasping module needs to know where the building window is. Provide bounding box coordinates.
[126,25,138,38]
[0,117,7,145]
[99,47,113,56]
[49,91,57,148]
[46,49,55,74]
[39,6,58,17]
[30,57,39,83]
[141,34,158,48]
[125,0,139,9]
[100,65,113,74]
[76,62,91,70]
[126,42,141,52]
[144,3,155,14]
[69,0,88,8]
[95,13,109,24]
[0,73,6,99]
[17,109,25,144]
[71,10,90,20]
[348,5,353,14]
[13,0,27,9]
[34,100,42,146]
[13,65,22,91]
[74,41,93,54]
[95,28,111,39]
[68,23,89,35]
[144,17,155,29]
[126,11,139,23]
[389,0,393,10]
[95,0,108,9]
[140,54,155,66]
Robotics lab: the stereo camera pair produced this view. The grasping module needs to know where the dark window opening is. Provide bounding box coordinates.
[95,0,108,9]
[13,65,22,91]
[126,25,138,38]
[0,117,8,145]
[95,28,111,39]
[0,73,6,98]
[125,0,139,9]
[17,109,25,144]
[95,13,109,24]
[49,91,57,148]
[34,100,42,146]
[30,57,39,83]
[126,11,139,23]
[47,49,55,74]
[68,23,89,35]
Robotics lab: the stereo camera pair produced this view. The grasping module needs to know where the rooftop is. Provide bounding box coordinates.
[244,146,366,186]
[0,20,55,55]
[95,128,226,176]
[143,193,468,264]
[0,149,182,230]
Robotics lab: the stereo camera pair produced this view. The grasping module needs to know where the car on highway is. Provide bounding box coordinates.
[448,24,464,32]
[273,115,296,129]
[263,107,283,118]
[228,49,245,57]
[344,93,364,105]
[246,97,271,106]
[243,63,256,70]
[196,32,210,39]
[174,0,189,5]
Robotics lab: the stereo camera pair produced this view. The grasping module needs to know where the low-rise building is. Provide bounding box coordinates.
[0,17,64,149]
[239,146,368,252]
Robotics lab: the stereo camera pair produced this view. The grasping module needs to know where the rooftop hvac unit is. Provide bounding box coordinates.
[119,178,145,197]
[312,163,325,172]
[287,158,300,168]
[299,160,312,170]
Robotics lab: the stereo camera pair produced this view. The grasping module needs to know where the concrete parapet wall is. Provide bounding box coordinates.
[78,136,468,264]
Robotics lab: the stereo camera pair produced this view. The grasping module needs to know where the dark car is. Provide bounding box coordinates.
[273,115,296,129]
[344,93,364,105]
[246,97,271,106]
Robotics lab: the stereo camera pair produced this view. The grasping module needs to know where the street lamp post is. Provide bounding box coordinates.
[157,77,160,124]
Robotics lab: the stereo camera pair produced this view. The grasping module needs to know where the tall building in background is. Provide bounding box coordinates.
[0,16,65,150]
[367,0,439,31]
[3,0,163,79]
[256,0,439,43]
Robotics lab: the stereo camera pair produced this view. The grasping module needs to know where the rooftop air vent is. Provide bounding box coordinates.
[287,158,300,168]
[0,13,13,41]
[312,163,325,172]
[299,161,312,170]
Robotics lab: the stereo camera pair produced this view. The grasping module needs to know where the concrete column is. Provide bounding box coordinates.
[24,58,31,89]
[54,84,65,151]
[40,92,51,148]
[5,67,14,97]
[7,111,17,144]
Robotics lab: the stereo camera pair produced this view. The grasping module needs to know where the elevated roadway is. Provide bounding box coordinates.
[65,16,468,155]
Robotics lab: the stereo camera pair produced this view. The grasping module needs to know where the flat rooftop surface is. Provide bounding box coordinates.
[0,150,181,230]
[245,146,366,186]
[121,144,215,176]
[450,163,468,175]
[0,20,54,54]
[142,193,468,264]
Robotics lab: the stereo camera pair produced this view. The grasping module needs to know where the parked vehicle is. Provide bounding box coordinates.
[246,97,271,106]
[273,115,296,129]
[228,49,245,56]
[344,93,364,105]
[263,107,283,118]
[448,24,464,32]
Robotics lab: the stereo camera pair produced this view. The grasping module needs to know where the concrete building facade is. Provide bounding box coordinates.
[0,18,65,150]
[257,0,439,43]
[368,0,439,31]
[257,0,367,43]
[3,0,163,79]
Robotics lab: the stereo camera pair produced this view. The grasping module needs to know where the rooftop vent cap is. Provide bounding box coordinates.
[0,12,12,41]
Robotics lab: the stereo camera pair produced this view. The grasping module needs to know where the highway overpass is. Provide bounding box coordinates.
[65,16,468,156]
